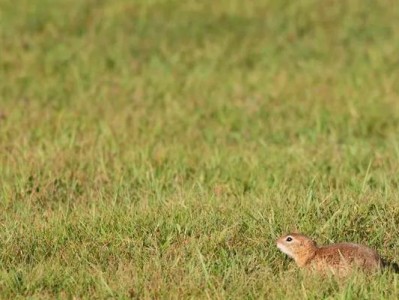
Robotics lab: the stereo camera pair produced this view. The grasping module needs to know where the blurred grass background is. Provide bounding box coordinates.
[1,0,399,298]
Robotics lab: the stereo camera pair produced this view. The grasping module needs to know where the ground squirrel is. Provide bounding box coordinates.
[276,233,383,275]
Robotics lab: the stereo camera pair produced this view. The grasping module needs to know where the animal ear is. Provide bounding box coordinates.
[306,239,317,247]
[291,227,299,234]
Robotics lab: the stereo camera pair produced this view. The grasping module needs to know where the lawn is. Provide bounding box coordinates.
[1,0,399,298]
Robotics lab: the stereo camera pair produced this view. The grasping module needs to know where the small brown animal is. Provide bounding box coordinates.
[276,233,382,276]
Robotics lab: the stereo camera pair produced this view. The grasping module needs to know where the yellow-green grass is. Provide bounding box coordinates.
[1,0,399,298]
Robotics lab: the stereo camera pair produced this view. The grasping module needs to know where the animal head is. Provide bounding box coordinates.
[276,233,317,260]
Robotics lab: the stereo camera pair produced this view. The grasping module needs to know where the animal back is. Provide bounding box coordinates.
[312,242,381,272]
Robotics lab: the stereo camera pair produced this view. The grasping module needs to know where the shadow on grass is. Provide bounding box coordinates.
[382,259,399,274]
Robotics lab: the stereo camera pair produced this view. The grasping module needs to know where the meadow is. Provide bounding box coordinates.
[1,0,399,298]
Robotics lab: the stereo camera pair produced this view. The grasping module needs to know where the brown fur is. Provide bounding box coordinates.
[276,233,382,275]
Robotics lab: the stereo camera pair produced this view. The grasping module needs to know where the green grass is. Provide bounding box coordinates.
[1,0,399,298]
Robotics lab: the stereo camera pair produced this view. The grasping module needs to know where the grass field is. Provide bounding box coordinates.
[1,0,399,298]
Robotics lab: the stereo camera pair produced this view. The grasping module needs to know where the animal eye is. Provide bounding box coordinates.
[286,237,293,242]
